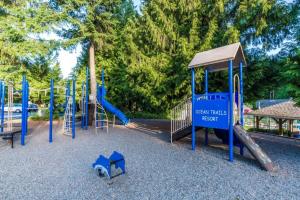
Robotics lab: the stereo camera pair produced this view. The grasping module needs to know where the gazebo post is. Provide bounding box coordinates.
[256,116,260,129]
[288,120,293,133]
[278,119,283,136]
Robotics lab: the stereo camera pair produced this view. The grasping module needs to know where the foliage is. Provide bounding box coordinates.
[100,0,299,115]
[0,0,63,104]
[0,0,299,119]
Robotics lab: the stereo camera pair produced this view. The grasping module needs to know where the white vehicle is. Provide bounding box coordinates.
[4,103,22,113]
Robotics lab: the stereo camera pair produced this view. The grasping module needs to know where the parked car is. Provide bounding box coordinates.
[28,104,38,112]
[3,103,39,113]
[4,103,22,113]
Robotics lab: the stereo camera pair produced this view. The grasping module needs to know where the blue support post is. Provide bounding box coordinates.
[49,79,54,143]
[81,82,85,129]
[21,75,26,146]
[25,81,29,135]
[101,68,105,103]
[239,62,244,156]
[0,82,5,133]
[0,82,2,132]
[192,68,196,151]
[204,69,209,146]
[72,79,76,139]
[96,84,98,128]
[101,68,105,128]
[228,60,234,162]
[85,67,89,129]
[239,62,244,126]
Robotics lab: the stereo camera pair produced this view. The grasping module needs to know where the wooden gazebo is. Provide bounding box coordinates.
[247,100,300,135]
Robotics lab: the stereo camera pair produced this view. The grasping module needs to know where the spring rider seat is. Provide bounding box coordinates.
[92,151,125,179]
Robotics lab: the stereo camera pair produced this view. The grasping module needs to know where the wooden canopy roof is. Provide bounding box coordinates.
[188,42,246,72]
[247,100,300,120]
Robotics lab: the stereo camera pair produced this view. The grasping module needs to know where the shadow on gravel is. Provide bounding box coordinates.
[130,119,171,143]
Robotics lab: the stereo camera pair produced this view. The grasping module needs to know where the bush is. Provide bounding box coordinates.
[29,110,61,121]
[126,111,168,119]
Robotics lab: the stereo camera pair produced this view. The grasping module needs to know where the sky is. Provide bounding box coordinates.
[58,0,142,78]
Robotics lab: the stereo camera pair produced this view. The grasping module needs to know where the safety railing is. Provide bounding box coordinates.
[170,98,192,140]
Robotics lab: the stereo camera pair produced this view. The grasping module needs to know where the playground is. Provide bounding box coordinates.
[0,42,299,200]
[0,121,299,200]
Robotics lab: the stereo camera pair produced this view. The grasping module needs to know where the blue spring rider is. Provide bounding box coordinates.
[92,151,126,179]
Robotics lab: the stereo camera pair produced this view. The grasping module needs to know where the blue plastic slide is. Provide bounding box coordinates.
[102,99,129,125]
[97,69,129,125]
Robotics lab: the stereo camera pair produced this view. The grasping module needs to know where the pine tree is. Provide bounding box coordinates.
[49,0,123,100]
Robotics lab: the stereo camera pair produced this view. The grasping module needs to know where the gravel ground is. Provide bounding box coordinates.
[0,121,299,200]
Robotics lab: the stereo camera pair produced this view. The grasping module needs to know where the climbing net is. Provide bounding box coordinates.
[63,96,73,136]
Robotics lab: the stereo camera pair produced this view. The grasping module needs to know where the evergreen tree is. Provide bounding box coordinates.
[49,0,123,100]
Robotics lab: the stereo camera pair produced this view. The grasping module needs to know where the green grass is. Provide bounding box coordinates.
[126,111,169,119]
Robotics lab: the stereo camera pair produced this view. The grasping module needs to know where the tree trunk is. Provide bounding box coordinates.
[89,42,96,125]
[89,42,97,101]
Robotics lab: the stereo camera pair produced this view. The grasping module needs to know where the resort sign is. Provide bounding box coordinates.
[194,94,229,129]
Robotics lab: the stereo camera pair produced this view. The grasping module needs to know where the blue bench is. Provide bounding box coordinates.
[92,151,125,179]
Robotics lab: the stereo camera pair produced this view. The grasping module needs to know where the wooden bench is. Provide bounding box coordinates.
[0,129,22,148]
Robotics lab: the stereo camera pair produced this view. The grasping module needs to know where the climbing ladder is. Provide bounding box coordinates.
[95,100,108,133]
[81,82,88,129]
[63,96,73,136]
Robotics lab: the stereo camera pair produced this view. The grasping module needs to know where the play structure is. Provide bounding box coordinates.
[171,43,275,171]
[96,69,129,126]
[92,151,126,179]
[0,65,129,147]
[0,76,28,147]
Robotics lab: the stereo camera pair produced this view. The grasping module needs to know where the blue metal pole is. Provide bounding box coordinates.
[81,82,84,129]
[49,79,54,143]
[21,75,26,146]
[101,68,105,102]
[25,81,29,135]
[205,69,209,146]
[0,83,4,133]
[72,79,76,139]
[228,60,234,162]
[239,62,244,126]
[0,82,4,133]
[1,83,6,132]
[101,68,105,128]
[85,67,89,129]
[192,68,196,151]
[239,61,244,156]
[96,84,99,128]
